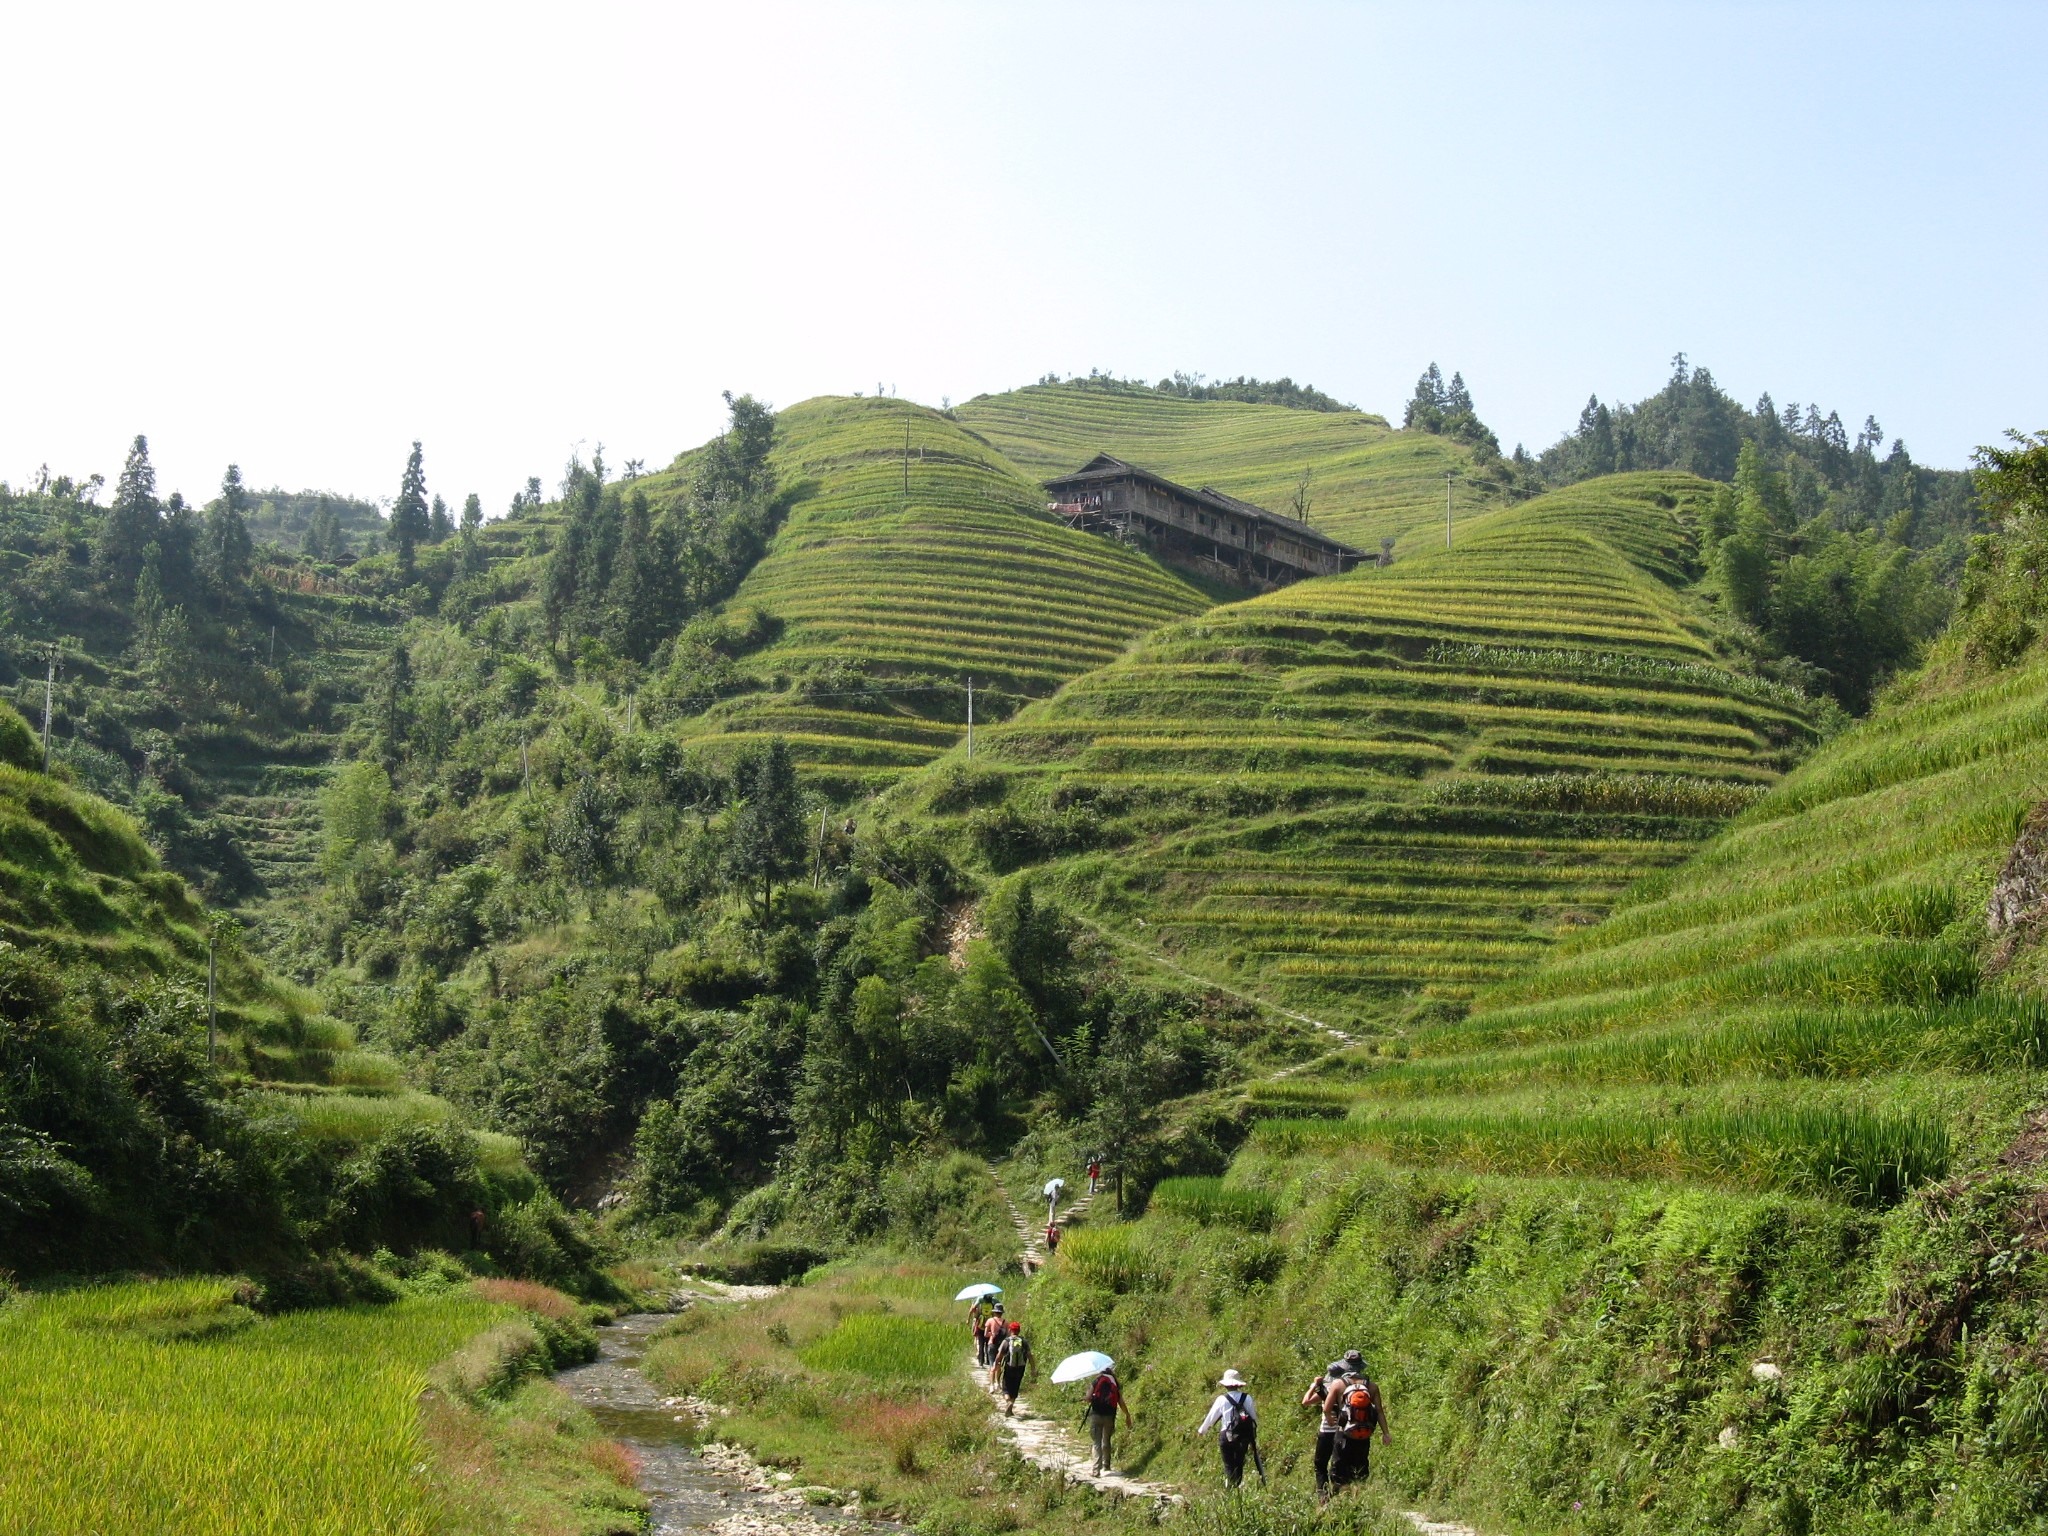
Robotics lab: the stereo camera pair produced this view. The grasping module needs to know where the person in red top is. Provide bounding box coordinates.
[1086,1157,1102,1196]
[1044,1221,1061,1253]
[1083,1367,1134,1474]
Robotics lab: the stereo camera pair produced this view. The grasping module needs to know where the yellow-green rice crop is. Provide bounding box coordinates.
[0,1279,504,1535]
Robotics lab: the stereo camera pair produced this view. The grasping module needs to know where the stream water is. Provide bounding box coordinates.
[557,1311,899,1535]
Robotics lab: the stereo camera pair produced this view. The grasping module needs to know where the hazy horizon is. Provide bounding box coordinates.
[5,1,2042,512]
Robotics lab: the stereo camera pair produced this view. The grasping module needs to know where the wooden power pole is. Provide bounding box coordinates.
[40,651,55,771]
[1445,471,1454,550]
[966,677,975,760]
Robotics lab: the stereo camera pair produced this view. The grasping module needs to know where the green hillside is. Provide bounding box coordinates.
[901,472,1817,1031]
[1016,641,2048,1534]
[653,396,1212,795]
[955,381,1500,551]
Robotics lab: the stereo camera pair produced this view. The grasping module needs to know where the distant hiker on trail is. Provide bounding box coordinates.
[982,1305,1007,1370]
[1301,1360,1349,1500]
[998,1322,1034,1415]
[469,1208,486,1247]
[1087,1156,1102,1196]
[1044,1177,1065,1225]
[1196,1368,1262,1489]
[1082,1366,1133,1475]
[1044,1221,1061,1254]
[968,1298,987,1356]
[1324,1350,1391,1492]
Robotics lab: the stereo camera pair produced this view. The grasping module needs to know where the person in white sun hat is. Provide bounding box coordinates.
[1195,1367,1263,1488]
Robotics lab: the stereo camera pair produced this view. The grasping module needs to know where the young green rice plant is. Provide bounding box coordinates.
[1054,1224,1159,1293]
[1147,1176,1280,1230]
[795,1313,961,1379]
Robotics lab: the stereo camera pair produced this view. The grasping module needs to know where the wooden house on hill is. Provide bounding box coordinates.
[1045,454,1364,590]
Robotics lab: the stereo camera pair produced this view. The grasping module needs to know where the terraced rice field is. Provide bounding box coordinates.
[673,396,1210,794]
[907,472,1816,1031]
[955,381,1495,550]
[1252,642,2048,1204]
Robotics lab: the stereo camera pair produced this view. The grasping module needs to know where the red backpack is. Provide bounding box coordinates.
[1086,1373,1118,1413]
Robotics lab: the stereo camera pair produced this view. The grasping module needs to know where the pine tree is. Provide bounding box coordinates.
[96,434,162,588]
[429,494,454,544]
[1445,371,1473,417]
[201,464,254,606]
[1403,364,1447,432]
[460,493,483,534]
[727,738,805,921]
[388,442,431,573]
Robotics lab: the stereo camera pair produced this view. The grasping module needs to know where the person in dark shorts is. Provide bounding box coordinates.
[1326,1350,1392,1491]
[998,1322,1033,1414]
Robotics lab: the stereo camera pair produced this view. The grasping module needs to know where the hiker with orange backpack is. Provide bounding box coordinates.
[1324,1350,1392,1491]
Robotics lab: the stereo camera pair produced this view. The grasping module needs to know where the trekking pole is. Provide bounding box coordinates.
[1250,1430,1267,1486]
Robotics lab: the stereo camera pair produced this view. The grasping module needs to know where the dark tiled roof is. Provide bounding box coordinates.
[1045,454,1360,557]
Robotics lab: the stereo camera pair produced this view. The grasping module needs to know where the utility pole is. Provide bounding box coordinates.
[268,625,276,666]
[40,650,55,771]
[811,806,828,888]
[625,690,635,735]
[520,737,530,796]
[206,933,218,1064]
[1445,471,1454,550]
[966,676,974,760]
[903,426,911,495]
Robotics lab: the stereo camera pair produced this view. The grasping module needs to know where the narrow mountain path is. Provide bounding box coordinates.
[963,1346,1179,1505]
[1064,912,1356,1049]
[989,1163,1100,1270]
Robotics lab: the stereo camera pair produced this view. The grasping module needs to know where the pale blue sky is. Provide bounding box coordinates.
[3,2,2041,511]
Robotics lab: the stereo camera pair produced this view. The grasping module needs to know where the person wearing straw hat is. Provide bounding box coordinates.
[1196,1368,1262,1488]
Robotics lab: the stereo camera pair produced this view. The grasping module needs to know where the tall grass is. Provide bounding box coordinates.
[1055,1225,1160,1293]
[1253,1100,1949,1206]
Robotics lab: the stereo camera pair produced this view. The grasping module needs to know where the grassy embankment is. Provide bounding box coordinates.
[1014,642,2048,1534]
[955,380,1495,551]
[0,1276,640,1536]
[898,472,1816,1033]
[636,395,1213,796]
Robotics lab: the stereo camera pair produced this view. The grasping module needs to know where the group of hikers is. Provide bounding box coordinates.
[967,1293,1391,1496]
[1188,1349,1392,1495]
[974,1155,1391,1495]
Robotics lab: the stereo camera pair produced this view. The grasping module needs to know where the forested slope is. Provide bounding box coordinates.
[956,381,1501,550]
[900,472,1816,1031]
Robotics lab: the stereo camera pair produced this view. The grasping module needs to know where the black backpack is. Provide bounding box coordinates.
[1220,1390,1253,1443]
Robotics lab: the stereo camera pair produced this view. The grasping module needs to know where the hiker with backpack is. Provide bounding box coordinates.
[968,1297,988,1358]
[1300,1360,1350,1500]
[1195,1368,1262,1489]
[1044,1221,1061,1254]
[1324,1350,1392,1491]
[1082,1366,1134,1475]
[1086,1156,1102,1196]
[997,1322,1034,1415]
[981,1304,1007,1372]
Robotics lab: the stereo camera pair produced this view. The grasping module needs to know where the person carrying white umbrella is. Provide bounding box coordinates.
[1051,1352,1131,1475]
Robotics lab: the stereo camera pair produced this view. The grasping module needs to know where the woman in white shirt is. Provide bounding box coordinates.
[1195,1369,1261,1488]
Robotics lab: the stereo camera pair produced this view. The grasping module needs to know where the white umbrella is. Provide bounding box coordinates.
[1051,1350,1115,1384]
[1043,1178,1066,1199]
[953,1282,1004,1301]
